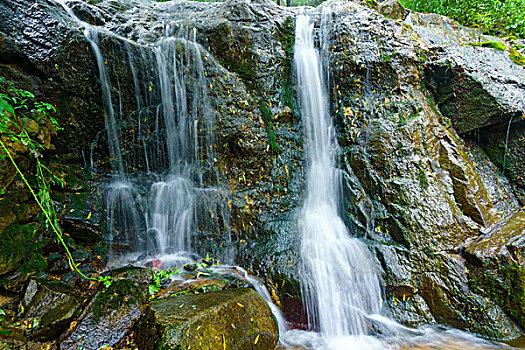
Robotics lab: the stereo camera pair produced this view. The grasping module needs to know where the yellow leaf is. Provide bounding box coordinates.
[254,334,260,345]
[237,302,244,307]
[87,212,92,220]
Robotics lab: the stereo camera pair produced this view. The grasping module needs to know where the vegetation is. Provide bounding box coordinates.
[0,77,111,286]
[258,101,280,153]
[148,255,221,295]
[400,0,525,38]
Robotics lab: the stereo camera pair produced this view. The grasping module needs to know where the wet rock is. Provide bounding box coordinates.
[47,254,70,274]
[136,288,278,350]
[59,279,145,350]
[18,278,83,341]
[465,210,525,331]
[110,265,149,288]
[375,244,522,339]
[2,0,524,341]
[409,11,525,201]
[66,1,110,26]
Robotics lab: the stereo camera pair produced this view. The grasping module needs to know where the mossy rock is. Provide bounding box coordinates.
[0,223,43,275]
[471,264,525,330]
[136,288,278,350]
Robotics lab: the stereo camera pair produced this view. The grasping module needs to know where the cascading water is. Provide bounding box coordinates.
[294,11,382,340]
[57,0,228,267]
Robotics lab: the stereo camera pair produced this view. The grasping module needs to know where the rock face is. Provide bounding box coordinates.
[0,0,524,343]
[59,279,145,350]
[19,279,84,341]
[136,288,278,350]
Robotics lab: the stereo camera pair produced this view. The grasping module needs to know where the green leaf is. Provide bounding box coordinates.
[149,284,159,295]
[0,96,15,117]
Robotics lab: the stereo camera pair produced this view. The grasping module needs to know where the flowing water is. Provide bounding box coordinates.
[294,11,382,339]
[55,2,520,349]
[57,0,228,267]
[285,9,519,350]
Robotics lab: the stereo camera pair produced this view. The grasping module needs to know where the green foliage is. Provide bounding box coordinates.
[400,0,525,38]
[148,255,221,295]
[0,77,112,286]
[468,41,506,51]
[0,77,59,156]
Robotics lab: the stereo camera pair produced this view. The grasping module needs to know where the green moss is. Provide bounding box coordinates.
[366,0,378,8]
[0,223,39,275]
[468,41,507,51]
[509,48,525,66]
[471,263,525,329]
[418,170,429,190]
[258,101,280,153]
[91,279,144,323]
[275,17,296,113]
[398,113,407,126]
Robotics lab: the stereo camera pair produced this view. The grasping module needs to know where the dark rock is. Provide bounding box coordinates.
[71,250,90,263]
[136,288,278,350]
[59,279,145,350]
[18,278,84,341]
[110,265,150,288]
[47,254,70,274]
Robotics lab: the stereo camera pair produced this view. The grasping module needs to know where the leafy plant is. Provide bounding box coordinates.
[148,255,221,295]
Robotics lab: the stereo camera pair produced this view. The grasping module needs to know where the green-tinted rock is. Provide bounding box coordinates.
[0,223,36,275]
[137,288,278,350]
[466,210,525,331]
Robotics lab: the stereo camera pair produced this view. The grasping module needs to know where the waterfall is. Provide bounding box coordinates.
[294,12,382,339]
[53,0,230,267]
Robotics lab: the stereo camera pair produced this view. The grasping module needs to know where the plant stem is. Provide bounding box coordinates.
[0,139,97,281]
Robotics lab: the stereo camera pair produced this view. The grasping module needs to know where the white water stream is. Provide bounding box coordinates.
[295,12,381,338]
[284,11,518,350]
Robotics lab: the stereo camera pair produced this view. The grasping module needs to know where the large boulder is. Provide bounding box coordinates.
[59,279,145,350]
[136,287,278,350]
[408,11,525,203]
